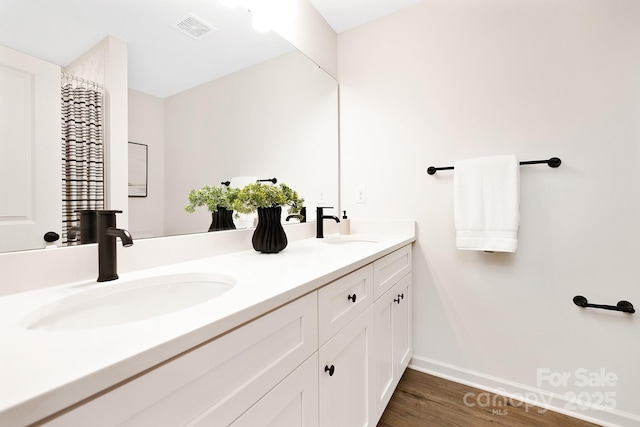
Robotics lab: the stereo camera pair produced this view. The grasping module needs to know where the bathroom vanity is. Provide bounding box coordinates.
[0,222,414,426]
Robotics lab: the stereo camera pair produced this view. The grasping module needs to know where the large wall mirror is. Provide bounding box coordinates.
[0,0,339,253]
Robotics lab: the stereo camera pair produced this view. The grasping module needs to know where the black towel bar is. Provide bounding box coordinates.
[427,157,561,175]
[573,295,635,314]
[257,178,278,184]
[221,178,277,186]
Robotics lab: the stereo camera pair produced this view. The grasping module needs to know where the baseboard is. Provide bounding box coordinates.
[409,356,640,427]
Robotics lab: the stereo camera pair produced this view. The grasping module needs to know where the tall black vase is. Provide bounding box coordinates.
[252,206,288,253]
[208,207,236,232]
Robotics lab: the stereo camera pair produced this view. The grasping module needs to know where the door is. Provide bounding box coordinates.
[392,273,412,378]
[229,354,319,427]
[319,306,375,427]
[373,283,396,420]
[373,272,412,421]
[0,44,61,252]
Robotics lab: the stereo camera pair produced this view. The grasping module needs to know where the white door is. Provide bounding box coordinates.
[229,354,319,427]
[319,306,375,427]
[392,274,412,378]
[0,44,61,252]
[373,272,413,421]
[373,284,397,420]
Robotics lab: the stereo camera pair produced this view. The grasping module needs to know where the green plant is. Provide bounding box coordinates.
[233,182,304,216]
[184,185,240,213]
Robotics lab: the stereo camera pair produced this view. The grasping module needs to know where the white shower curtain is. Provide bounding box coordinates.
[61,79,104,244]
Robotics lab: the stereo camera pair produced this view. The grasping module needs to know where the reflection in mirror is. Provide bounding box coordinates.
[0,0,339,253]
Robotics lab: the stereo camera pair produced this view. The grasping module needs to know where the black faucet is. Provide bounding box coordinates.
[286,207,307,223]
[67,210,98,244]
[96,210,133,282]
[316,206,340,238]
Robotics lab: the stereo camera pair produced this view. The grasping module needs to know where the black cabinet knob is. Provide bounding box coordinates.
[348,294,357,303]
[399,293,404,300]
[394,298,401,304]
[324,365,335,376]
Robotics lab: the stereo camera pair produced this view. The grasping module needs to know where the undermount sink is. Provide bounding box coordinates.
[322,236,380,245]
[22,272,236,332]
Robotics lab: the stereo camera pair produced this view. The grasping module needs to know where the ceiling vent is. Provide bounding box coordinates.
[175,14,217,39]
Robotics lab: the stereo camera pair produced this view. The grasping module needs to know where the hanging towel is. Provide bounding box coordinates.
[454,155,520,252]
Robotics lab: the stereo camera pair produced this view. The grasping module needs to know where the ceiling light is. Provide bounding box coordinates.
[221,0,298,32]
[219,0,241,7]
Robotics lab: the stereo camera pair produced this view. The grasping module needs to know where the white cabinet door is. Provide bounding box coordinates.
[229,353,318,427]
[319,306,375,427]
[373,272,412,421]
[0,44,61,252]
[45,293,317,427]
[373,282,395,419]
[393,273,412,377]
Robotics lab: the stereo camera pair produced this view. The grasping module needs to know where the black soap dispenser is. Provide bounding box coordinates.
[339,210,351,235]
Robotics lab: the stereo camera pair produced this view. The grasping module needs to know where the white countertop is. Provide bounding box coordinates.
[0,228,415,426]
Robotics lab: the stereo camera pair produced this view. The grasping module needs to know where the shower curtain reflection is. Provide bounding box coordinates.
[61,74,105,244]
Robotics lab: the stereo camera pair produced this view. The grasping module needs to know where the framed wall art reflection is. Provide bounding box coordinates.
[128,142,148,197]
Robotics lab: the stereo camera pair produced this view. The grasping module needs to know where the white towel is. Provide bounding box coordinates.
[454,155,520,252]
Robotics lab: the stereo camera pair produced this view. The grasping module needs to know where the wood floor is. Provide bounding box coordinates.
[378,369,602,427]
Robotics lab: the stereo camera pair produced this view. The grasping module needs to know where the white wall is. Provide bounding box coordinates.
[338,0,640,424]
[128,89,165,238]
[163,50,338,236]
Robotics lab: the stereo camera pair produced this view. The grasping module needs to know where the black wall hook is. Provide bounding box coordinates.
[573,295,635,314]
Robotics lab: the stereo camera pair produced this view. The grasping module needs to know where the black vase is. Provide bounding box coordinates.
[209,207,236,232]
[252,206,288,253]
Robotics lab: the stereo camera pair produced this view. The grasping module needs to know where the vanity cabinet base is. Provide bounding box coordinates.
[40,244,413,427]
[44,293,317,427]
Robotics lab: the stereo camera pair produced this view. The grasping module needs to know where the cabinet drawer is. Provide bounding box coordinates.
[45,293,318,427]
[318,264,374,345]
[373,245,412,299]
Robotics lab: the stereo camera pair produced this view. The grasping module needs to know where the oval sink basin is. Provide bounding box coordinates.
[322,236,379,245]
[22,273,235,331]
